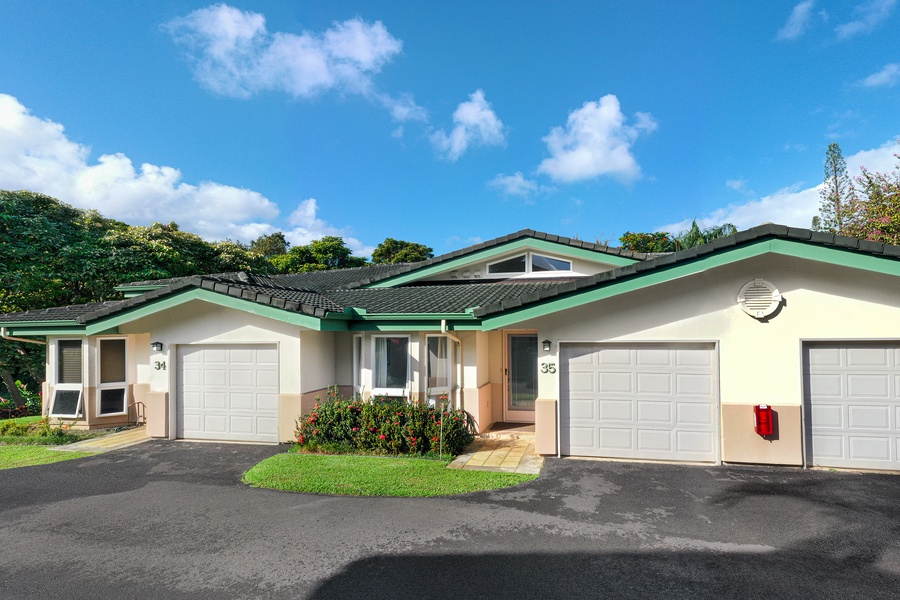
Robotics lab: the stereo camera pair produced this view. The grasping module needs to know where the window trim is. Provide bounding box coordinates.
[371,334,410,398]
[51,339,84,418]
[486,252,572,275]
[352,334,364,396]
[97,337,129,417]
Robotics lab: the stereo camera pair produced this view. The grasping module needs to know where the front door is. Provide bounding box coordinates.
[505,334,537,422]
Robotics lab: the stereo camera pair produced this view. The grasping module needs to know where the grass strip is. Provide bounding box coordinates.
[243,453,537,497]
[0,446,95,470]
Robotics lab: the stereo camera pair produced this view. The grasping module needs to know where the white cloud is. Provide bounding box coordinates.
[537,95,657,183]
[488,172,539,197]
[835,0,896,39]
[0,93,369,253]
[726,178,753,194]
[860,63,900,87]
[285,198,374,256]
[776,1,816,41]
[656,139,900,234]
[165,4,424,121]
[430,90,505,161]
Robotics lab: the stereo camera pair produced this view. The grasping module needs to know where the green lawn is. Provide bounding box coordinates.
[243,453,537,497]
[0,446,95,470]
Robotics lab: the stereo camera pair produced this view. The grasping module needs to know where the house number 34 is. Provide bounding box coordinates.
[154,361,167,371]
[540,362,556,374]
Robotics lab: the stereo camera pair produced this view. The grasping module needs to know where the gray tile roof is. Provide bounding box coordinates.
[0,301,127,323]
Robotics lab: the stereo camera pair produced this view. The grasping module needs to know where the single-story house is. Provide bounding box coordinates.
[4,224,900,471]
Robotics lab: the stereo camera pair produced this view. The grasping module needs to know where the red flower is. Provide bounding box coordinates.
[352,427,358,432]
[379,434,386,440]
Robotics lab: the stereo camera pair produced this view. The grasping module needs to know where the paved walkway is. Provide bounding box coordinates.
[448,423,544,474]
[53,425,150,453]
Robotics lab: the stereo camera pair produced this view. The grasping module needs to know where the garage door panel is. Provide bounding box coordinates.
[638,429,672,452]
[637,401,671,423]
[567,372,595,392]
[636,373,671,395]
[561,343,717,462]
[847,375,889,398]
[177,344,279,443]
[599,372,632,393]
[806,343,900,471]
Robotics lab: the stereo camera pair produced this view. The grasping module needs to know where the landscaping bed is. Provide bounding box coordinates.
[0,415,107,446]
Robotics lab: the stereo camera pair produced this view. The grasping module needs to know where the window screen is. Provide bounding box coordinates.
[427,337,450,389]
[531,254,571,272]
[100,339,127,384]
[57,340,83,384]
[374,337,408,389]
[99,388,126,415]
[50,389,82,417]
[487,254,527,274]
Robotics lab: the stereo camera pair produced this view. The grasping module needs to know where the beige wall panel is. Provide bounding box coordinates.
[281,393,303,442]
[300,331,336,393]
[721,404,802,465]
[535,398,557,454]
[144,391,168,438]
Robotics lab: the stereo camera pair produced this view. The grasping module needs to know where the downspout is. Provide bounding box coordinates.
[440,320,463,410]
[1,328,47,345]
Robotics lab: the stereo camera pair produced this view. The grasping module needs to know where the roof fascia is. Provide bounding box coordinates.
[1,324,85,336]
[348,320,483,332]
[114,284,166,298]
[364,238,640,288]
[83,288,345,335]
[480,238,900,330]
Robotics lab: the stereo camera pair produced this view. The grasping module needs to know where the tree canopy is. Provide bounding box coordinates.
[371,238,434,264]
[269,236,367,273]
[618,221,737,253]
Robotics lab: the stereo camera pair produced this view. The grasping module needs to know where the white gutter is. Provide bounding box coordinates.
[440,320,463,410]
[1,327,47,345]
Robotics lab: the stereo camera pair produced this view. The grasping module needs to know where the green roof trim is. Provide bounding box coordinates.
[479,238,900,330]
[1,325,85,336]
[114,284,166,298]
[83,288,344,335]
[364,238,640,288]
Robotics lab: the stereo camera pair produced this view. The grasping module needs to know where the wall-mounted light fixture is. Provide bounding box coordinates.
[542,339,552,351]
[150,341,163,352]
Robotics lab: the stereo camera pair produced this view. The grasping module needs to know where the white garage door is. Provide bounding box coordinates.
[805,343,900,471]
[561,343,718,461]
[177,344,280,443]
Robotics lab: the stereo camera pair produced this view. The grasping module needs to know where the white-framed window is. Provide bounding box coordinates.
[372,335,410,398]
[97,338,128,416]
[426,336,451,396]
[50,339,83,418]
[487,252,572,275]
[352,334,364,396]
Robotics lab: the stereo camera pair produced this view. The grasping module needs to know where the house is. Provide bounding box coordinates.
[4,224,900,471]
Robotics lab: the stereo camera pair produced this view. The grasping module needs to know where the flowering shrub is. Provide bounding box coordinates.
[0,380,42,419]
[295,390,475,456]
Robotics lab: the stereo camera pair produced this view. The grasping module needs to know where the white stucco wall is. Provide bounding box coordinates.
[519,253,900,407]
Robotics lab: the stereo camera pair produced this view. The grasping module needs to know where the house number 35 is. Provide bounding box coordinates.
[540,362,556,374]
[154,361,167,371]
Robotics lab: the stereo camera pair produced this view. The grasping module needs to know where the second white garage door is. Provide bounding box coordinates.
[177,344,280,443]
[560,343,718,461]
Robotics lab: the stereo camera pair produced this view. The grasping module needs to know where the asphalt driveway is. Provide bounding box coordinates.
[1,442,898,599]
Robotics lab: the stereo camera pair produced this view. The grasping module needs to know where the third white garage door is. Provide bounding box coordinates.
[805,343,900,471]
[177,344,280,443]
[560,343,718,461]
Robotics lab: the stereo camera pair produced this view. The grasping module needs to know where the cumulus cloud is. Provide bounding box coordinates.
[860,63,900,87]
[430,90,505,161]
[285,198,374,256]
[488,172,539,197]
[776,1,817,40]
[0,93,370,254]
[165,3,424,121]
[835,0,896,39]
[537,95,657,183]
[656,139,900,234]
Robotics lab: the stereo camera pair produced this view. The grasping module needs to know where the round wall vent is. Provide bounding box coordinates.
[737,279,782,319]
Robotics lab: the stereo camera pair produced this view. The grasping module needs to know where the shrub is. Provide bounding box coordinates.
[0,380,42,419]
[295,389,475,456]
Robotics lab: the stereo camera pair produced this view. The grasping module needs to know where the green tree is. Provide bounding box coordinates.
[371,238,433,263]
[250,232,290,258]
[818,142,859,235]
[855,158,900,244]
[270,236,367,273]
[675,221,737,249]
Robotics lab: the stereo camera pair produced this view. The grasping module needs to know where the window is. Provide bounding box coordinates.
[427,336,451,393]
[487,254,527,274]
[487,252,571,275]
[51,340,83,418]
[531,254,571,272]
[98,339,128,415]
[353,335,363,395]
[373,336,409,397]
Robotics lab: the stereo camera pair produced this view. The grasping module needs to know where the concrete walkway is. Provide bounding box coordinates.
[53,425,150,453]
[448,423,544,474]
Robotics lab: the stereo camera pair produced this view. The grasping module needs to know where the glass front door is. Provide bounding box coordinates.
[505,334,537,422]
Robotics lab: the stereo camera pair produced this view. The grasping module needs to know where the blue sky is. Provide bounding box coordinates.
[1,1,898,256]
